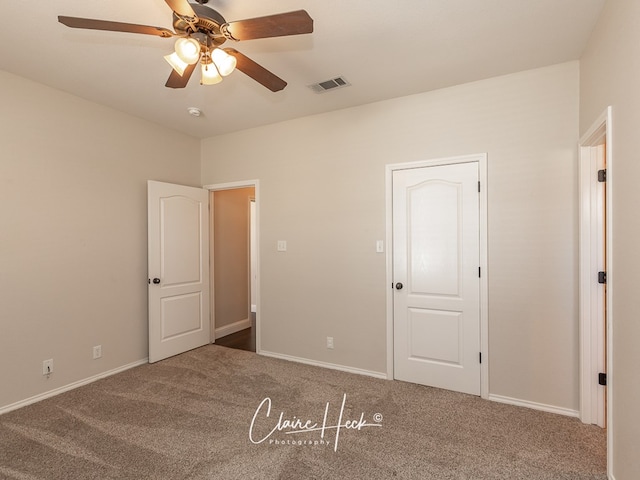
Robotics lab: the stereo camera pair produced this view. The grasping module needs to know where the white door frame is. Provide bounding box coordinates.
[578,107,613,469]
[250,199,257,313]
[385,154,489,398]
[204,179,261,353]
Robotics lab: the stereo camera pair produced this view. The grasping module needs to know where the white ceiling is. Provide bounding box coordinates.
[0,0,605,138]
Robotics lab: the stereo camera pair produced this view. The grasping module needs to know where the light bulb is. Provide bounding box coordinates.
[211,49,237,77]
[201,61,222,85]
[174,37,201,65]
[164,52,189,76]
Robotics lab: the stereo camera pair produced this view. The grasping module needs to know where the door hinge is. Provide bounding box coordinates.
[598,372,607,386]
[478,267,481,278]
[478,181,481,193]
[479,352,482,364]
[598,271,607,284]
[598,169,607,183]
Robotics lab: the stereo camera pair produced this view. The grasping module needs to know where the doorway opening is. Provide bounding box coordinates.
[205,180,260,353]
[578,106,612,471]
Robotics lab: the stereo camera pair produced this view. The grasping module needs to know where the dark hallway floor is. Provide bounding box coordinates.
[215,313,256,352]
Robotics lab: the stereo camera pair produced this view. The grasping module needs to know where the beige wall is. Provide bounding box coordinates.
[202,62,580,411]
[213,187,254,329]
[0,70,201,410]
[580,0,640,477]
[2,4,635,469]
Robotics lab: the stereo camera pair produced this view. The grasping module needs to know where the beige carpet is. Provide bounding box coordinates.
[0,345,606,479]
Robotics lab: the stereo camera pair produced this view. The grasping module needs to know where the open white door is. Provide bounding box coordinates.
[148,180,210,363]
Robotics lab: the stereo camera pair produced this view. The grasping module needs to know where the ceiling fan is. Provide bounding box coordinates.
[58,0,313,92]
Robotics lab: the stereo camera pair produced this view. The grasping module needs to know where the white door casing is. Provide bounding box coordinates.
[250,199,257,313]
[579,106,613,439]
[148,181,210,363]
[392,160,482,396]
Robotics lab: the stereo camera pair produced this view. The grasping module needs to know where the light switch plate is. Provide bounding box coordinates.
[376,240,384,253]
[277,240,287,252]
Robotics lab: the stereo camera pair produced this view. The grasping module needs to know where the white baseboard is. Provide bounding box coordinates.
[215,318,251,339]
[259,350,388,380]
[488,394,579,418]
[0,358,148,416]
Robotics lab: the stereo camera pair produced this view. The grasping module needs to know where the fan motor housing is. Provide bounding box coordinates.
[173,4,227,46]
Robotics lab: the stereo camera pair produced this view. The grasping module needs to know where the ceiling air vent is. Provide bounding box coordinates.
[308,76,351,93]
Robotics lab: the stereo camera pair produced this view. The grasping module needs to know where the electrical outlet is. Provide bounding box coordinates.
[42,359,53,376]
[326,336,334,349]
[93,345,102,359]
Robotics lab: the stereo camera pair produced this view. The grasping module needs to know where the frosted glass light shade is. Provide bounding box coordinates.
[201,62,222,85]
[164,52,189,76]
[211,49,237,77]
[175,38,201,64]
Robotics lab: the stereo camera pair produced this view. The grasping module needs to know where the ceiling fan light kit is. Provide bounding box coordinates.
[201,56,223,85]
[174,37,201,64]
[210,48,236,76]
[164,51,190,76]
[58,0,313,92]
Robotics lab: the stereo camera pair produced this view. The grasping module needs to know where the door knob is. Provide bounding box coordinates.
[395,282,403,290]
[153,278,161,284]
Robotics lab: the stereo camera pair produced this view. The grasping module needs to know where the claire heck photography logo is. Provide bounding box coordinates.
[249,393,383,452]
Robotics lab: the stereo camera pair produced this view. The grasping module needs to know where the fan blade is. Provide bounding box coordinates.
[224,49,287,92]
[165,63,197,89]
[58,16,174,38]
[165,0,197,18]
[223,10,313,41]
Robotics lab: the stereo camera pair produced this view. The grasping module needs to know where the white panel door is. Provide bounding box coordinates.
[393,162,480,395]
[148,181,210,363]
